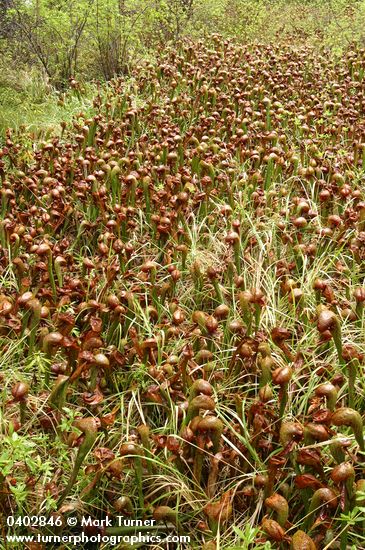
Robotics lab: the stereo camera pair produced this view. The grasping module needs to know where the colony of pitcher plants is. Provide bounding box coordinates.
[1,35,365,549]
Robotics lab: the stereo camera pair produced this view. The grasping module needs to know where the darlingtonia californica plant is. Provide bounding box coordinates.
[1,34,365,549]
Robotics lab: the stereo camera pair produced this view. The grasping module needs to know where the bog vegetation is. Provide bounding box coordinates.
[2,0,365,132]
[1,1,365,550]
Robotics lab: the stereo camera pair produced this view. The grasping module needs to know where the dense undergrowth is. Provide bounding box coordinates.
[1,36,365,549]
[0,77,98,141]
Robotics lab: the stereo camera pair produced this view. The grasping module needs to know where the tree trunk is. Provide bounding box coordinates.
[118,0,126,16]
[0,0,12,38]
